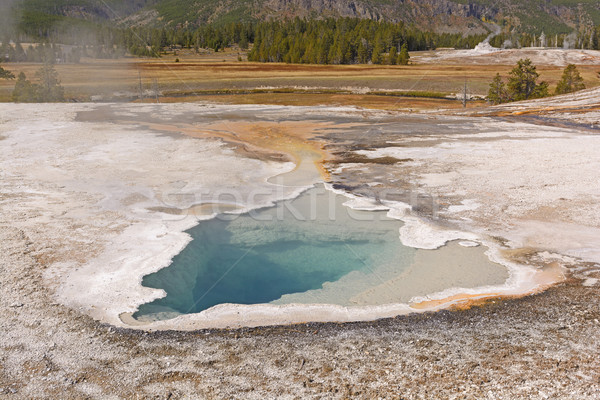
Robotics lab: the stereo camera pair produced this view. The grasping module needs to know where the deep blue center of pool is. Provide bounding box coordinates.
[134,185,414,320]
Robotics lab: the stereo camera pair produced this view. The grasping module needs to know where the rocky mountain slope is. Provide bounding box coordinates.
[140,0,599,34]
[5,0,600,36]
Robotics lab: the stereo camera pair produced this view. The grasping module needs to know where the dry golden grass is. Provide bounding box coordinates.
[1,47,598,109]
[159,93,485,111]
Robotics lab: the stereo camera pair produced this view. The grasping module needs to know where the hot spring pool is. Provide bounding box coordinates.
[134,185,509,321]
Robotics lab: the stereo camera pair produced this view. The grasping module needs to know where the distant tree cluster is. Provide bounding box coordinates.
[0,40,83,63]
[3,0,600,60]
[0,37,128,65]
[11,60,65,102]
[488,60,585,104]
[119,18,484,63]
[247,18,485,65]
[487,59,549,104]
[489,26,600,50]
[124,22,255,55]
[2,15,488,63]
[573,26,600,50]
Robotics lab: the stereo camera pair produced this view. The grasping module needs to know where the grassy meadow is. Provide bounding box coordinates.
[1,48,598,110]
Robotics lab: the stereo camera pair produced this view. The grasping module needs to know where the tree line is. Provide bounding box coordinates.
[0,56,65,102]
[0,41,108,64]
[487,59,586,104]
[3,14,600,64]
[69,18,489,63]
[246,18,485,65]
[1,17,489,64]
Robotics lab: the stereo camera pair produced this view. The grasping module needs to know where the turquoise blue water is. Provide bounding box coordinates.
[134,185,416,320]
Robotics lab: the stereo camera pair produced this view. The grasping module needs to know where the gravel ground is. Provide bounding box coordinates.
[1,225,599,399]
[2,97,600,398]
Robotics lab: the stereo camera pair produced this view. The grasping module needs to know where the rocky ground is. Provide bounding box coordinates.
[2,95,600,398]
[1,224,600,399]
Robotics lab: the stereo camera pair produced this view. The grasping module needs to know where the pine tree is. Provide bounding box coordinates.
[487,73,508,104]
[371,40,384,64]
[317,35,331,64]
[533,81,549,99]
[388,46,397,65]
[35,59,65,102]
[397,43,410,65]
[239,34,249,51]
[555,64,585,95]
[357,39,369,64]
[507,58,548,101]
[12,72,35,102]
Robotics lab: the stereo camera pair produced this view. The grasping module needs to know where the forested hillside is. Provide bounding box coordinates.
[1,0,599,66]
[3,0,600,37]
[139,0,600,35]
